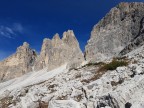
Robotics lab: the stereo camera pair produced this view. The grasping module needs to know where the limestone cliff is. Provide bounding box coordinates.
[34,30,84,71]
[85,2,144,62]
[0,30,84,82]
[0,42,37,82]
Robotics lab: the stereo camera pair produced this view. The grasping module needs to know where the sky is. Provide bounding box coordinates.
[0,0,144,60]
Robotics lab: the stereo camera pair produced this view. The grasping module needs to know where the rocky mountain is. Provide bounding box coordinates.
[0,30,84,82]
[0,37,144,108]
[34,30,84,71]
[1,2,144,108]
[0,42,37,82]
[85,2,144,62]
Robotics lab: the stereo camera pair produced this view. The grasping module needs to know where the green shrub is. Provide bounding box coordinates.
[82,62,105,68]
[101,59,128,71]
[81,59,128,84]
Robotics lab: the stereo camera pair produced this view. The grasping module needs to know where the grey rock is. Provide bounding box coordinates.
[95,94,120,108]
[34,30,84,71]
[85,2,144,62]
[27,101,39,108]
[0,42,37,82]
[0,30,84,82]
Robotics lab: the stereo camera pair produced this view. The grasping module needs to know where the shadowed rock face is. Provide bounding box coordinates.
[0,42,37,82]
[85,2,144,62]
[96,94,120,108]
[34,30,84,71]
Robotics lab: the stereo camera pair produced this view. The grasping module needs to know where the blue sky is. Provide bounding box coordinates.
[0,0,144,60]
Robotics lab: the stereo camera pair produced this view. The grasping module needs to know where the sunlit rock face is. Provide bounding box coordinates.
[0,30,84,82]
[1,2,144,108]
[85,2,144,62]
[34,30,84,71]
[0,42,37,82]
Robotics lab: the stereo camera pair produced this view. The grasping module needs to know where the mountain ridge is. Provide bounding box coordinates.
[0,30,84,82]
[85,2,144,62]
[1,2,144,108]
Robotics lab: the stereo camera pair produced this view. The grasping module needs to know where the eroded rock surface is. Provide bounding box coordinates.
[0,30,84,82]
[48,100,81,108]
[1,43,144,108]
[85,2,144,62]
[34,30,84,71]
[0,42,37,82]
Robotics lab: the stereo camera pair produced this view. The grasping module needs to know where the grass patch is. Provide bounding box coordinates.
[99,59,128,71]
[81,70,107,84]
[81,59,128,84]
[82,62,105,68]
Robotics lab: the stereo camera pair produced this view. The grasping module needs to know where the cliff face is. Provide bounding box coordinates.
[85,2,144,62]
[0,42,37,82]
[0,30,84,82]
[1,2,144,108]
[34,30,84,71]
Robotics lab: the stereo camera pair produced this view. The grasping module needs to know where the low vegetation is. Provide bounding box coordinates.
[81,68,107,84]
[81,58,128,83]
[0,96,13,108]
[99,59,128,71]
[82,62,105,68]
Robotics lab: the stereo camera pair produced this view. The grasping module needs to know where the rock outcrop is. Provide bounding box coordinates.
[85,2,144,62]
[48,100,81,108]
[1,42,144,108]
[34,30,84,71]
[0,42,37,82]
[0,30,84,82]
[1,2,144,108]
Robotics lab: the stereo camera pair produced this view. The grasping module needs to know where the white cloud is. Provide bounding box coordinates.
[0,23,24,39]
[0,26,15,38]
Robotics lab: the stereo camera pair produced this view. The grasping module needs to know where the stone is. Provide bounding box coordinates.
[34,30,84,71]
[0,30,84,82]
[0,42,37,82]
[85,2,144,62]
[48,100,81,108]
[27,101,39,108]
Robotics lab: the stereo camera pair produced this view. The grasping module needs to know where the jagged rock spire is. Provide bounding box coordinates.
[52,33,60,40]
[0,42,37,82]
[34,30,84,71]
[0,29,84,81]
[62,30,79,48]
[23,42,29,47]
[52,33,62,47]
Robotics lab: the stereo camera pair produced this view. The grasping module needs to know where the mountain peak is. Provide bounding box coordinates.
[0,42,37,81]
[85,2,144,62]
[34,30,84,71]
[23,42,29,47]
[62,30,75,39]
[62,30,79,48]
[53,33,60,40]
